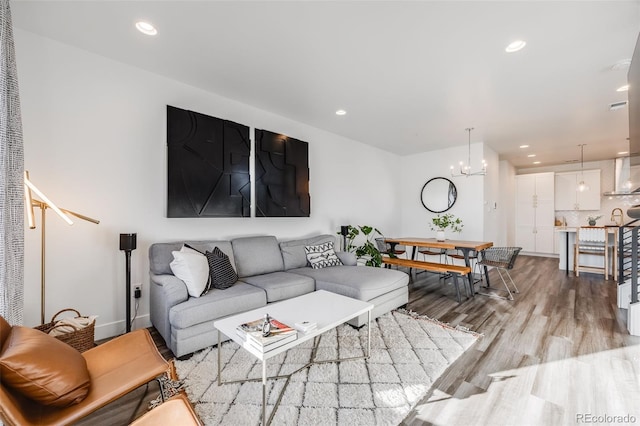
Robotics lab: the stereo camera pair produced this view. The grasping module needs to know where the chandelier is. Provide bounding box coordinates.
[450,127,487,177]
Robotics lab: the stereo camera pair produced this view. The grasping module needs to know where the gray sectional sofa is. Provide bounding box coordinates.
[149,234,409,357]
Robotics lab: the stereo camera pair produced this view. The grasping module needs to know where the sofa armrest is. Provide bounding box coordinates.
[149,274,189,346]
[336,251,357,266]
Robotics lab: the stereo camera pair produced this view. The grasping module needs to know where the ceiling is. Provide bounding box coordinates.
[10,1,640,168]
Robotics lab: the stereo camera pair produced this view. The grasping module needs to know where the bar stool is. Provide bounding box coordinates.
[574,227,608,279]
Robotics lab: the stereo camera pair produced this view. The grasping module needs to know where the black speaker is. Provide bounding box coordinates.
[340,226,349,236]
[119,233,137,251]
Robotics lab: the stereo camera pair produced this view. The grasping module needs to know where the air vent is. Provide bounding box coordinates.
[610,101,628,111]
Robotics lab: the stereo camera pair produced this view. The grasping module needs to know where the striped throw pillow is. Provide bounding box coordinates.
[305,241,343,269]
[205,247,238,290]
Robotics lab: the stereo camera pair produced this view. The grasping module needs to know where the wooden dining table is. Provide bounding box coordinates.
[384,237,494,294]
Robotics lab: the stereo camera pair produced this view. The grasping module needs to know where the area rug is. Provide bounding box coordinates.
[174,310,481,425]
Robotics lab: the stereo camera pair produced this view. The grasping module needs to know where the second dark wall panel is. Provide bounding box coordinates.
[255,129,310,217]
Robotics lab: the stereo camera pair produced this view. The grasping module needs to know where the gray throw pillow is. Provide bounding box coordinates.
[205,247,238,290]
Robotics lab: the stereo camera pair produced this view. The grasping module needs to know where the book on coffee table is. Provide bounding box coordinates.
[236,316,297,350]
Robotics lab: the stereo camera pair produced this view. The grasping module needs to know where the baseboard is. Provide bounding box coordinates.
[618,280,631,309]
[628,302,640,336]
[94,314,152,340]
[520,251,558,258]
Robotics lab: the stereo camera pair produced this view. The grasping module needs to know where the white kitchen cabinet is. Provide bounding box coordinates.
[516,173,555,254]
[554,169,601,211]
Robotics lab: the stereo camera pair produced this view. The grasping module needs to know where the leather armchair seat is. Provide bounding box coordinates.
[0,316,170,426]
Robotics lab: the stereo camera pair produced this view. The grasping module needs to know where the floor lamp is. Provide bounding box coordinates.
[24,171,100,324]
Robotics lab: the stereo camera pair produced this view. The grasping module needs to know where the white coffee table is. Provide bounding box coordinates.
[213,290,374,425]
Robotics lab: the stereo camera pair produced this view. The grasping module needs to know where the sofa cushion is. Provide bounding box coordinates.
[240,271,315,303]
[231,236,284,277]
[288,265,409,302]
[305,241,343,269]
[150,241,235,275]
[169,282,267,329]
[0,326,91,407]
[279,234,336,270]
[205,247,238,290]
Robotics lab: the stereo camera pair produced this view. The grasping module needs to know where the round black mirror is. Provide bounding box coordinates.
[420,177,457,213]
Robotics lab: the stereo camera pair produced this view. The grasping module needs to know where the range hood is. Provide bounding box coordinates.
[603,157,640,196]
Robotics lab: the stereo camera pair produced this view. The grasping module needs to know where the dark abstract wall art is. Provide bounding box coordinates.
[255,129,310,217]
[167,105,251,217]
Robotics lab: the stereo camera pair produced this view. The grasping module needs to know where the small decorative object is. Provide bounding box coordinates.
[587,215,602,226]
[261,314,272,337]
[430,213,463,241]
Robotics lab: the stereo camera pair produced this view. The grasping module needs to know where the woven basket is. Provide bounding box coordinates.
[34,309,96,352]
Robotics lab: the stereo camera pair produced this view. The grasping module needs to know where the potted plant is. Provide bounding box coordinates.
[341,225,384,267]
[430,213,463,241]
[587,215,603,226]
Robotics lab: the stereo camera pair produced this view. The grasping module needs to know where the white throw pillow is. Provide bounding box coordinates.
[170,249,209,297]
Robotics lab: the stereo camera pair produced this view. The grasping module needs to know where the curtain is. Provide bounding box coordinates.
[0,0,24,325]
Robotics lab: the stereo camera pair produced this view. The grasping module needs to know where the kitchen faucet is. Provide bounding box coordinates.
[611,208,624,226]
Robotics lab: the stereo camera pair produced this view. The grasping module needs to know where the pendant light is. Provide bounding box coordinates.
[577,144,589,192]
[450,127,487,177]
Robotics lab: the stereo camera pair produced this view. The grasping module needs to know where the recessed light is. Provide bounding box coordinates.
[533,161,541,164]
[335,109,347,116]
[617,84,630,92]
[527,154,536,158]
[135,21,157,36]
[505,40,526,53]
[618,151,629,155]
[519,145,529,149]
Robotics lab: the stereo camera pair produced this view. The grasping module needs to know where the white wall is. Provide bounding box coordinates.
[498,160,516,246]
[482,144,500,245]
[15,29,403,337]
[399,142,487,241]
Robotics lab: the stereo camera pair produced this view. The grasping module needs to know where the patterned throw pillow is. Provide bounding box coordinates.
[205,247,238,290]
[305,241,343,269]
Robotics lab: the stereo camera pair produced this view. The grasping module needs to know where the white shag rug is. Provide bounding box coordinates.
[174,310,480,425]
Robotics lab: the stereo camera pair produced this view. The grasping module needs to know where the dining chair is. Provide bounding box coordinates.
[476,247,521,300]
[574,226,608,279]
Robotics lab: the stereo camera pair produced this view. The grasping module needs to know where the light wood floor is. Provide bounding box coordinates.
[80,255,640,425]
[402,255,640,426]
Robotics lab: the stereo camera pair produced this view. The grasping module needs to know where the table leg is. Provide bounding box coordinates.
[217,330,222,386]
[262,359,267,425]
[565,231,569,275]
[461,248,474,297]
[366,310,371,358]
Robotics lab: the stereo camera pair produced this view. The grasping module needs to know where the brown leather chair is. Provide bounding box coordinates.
[0,316,170,426]
[130,393,202,426]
